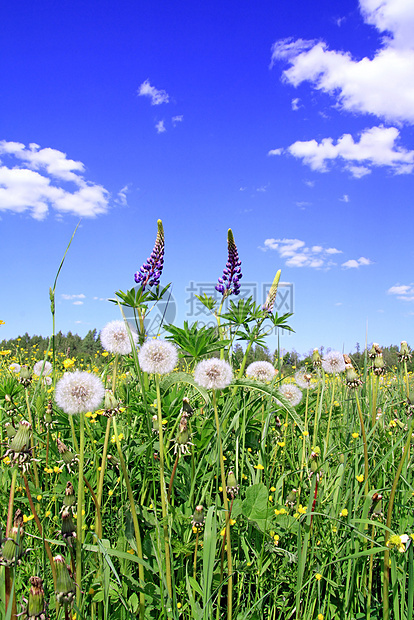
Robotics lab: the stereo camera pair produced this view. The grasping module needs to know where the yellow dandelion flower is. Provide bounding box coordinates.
[315,573,322,581]
[254,464,264,470]
[340,508,348,517]
[352,432,359,439]
[356,474,364,483]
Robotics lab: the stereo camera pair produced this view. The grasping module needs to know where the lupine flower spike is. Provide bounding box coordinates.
[134,219,165,290]
[215,228,242,298]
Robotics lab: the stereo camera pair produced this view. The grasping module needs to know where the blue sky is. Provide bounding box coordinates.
[1,0,413,355]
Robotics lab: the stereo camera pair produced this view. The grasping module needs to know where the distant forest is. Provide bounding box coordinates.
[1,331,412,372]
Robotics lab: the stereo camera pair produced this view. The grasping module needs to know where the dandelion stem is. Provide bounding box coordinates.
[76,411,85,609]
[167,453,179,504]
[155,374,173,599]
[112,416,145,619]
[212,389,233,620]
[324,376,336,453]
[25,389,39,489]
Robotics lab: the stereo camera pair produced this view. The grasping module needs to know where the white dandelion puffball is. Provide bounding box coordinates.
[295,369,317,390]
[138,340,178,375]
[55,371,105,415]
[246,361,276,382]
[100,320,138,355]
[33,360,53,376]
[278,383,303,407]
[9,363,21,374]
[322,351,346,374]
[194,358,233,390]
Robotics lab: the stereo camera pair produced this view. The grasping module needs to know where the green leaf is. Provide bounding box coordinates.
[242,483,272,529]
[160,372,210,403]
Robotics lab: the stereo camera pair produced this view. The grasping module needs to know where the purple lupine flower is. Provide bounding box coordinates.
[215,229,242,297]
[134,219,165,290]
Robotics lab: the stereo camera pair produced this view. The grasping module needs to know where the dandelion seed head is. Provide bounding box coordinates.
[9,363,21,374]
[322,351,346,374]
[138,340,178,375]
[33,360,53,377]
[100,320,137,355]
[246,361,276,382]
[55,371,105,415]
[194,358,233,390]
[295,368,317,390]
[278,383,303,407]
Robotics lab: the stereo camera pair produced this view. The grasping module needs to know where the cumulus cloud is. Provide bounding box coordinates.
[283,126,414,175]
[271,0,414,125]
[61,294,86,300]
[155,120,166,133]
[0,141,109,220]
[270,0,414,175]
[172,115,183,125]
[262,238,343,269]
[138,79,169,105]
[387,283,414,300]
[342,257,373,268]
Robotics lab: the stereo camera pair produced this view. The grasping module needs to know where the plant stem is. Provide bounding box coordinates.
[355,391,369,498]
[324,376,336,453]
[383,417,414,620]
[112,416,146,619]
[76,411,85,609]
[25,389,39,489]
[212,390,233,620]
[155,374,173,599]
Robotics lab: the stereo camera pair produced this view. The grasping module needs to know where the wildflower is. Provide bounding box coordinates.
[262,270,281,313]
[312,349,322,368]
[19,365,32,387]
[345,364,362,388]
[254,463,264,470]
[340,508,348,517]
[356,474,364,483]
[2,420,33,470]
[318,614,324,620]
[173,414,193,455]
[100,320,137,355]
[387,534,410,553]
[194,358,233,390]
[295,368,317,390]
[191,505,205,531]
[0,509,25,566]
[278,384,303,407]
[226,470,239,497]
[398,341,411,363]
[23,575,47,620]
[321,351,345,374]
[285,489,297,508]
[54,555,75,606]
[103,390,122,417]
[373,354,386,376]
[215,228,242,297]
[246,361,276,382]
[352,432,359,439]
[297,504,307,514]
[315,573,322,581]
[33,360,53,377]
[134,219,165,290]
[63,358,75,369]
[138,339,178,375]
[9,362,21,373]
[55,371,105,415]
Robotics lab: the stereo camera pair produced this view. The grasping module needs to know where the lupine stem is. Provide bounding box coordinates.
[155,374,173,599]
[212,390,233,620]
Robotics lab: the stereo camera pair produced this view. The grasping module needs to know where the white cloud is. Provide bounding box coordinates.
[286,126,414,175]
[138,80,169,105]
[155,120,166,133]
[292,98,300,111]
[387,283,414,300]
[73,301,84,305]
[262,238,343,269]
[268,148,283,156]
[116,184,130,206]
[340,194,349,202]
[61,294,86,300]
[172,115,183,125]
[271,0,414,126]
[0,141,109,220]
[342,256,373,268]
